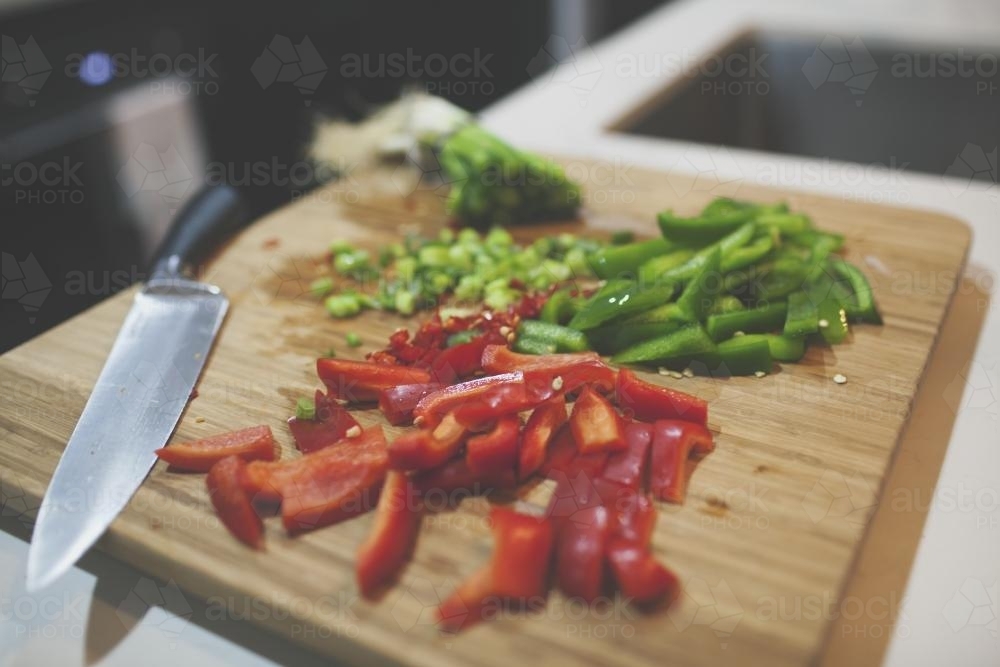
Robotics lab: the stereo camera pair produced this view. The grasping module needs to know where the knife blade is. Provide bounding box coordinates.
[27,185,246,592]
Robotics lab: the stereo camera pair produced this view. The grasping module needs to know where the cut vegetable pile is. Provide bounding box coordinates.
[159,346,712,630]
[159,195,884,634]
[319,197,882,376]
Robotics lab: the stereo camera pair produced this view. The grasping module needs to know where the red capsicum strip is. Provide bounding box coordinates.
[540,425,609,480]
[428,333,499,383]
[615,369,708,425]
[206,456,263,549]
[650,420,714,503]
[156,425,276,473]
[555,504,610,603]
[437,507,553,632]
[388,410,467,471]
[412,457,517,500]
[601,422,652,490]
[413,371,523,427]
[570,386,626,454]
[377,383,443,426]
[465,414,521,476]
[287,390,359,454]
[481,345,603,373]
[518,395,567,480]
[545,468,604,535]
[606,540,679,607]
[356,470,423,598]
[525,363,616,399]
[595,480,657,547]
[317,358,433,403]
[241,427,389,532]
[482,344,617,396]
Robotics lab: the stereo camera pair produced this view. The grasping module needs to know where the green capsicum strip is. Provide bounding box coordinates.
[658,221,756,284]
[675,248,721,322]
[589,237,674,280]
[539,288,578,325]
[720,234,774,273]
[517,320,591,352]
[710,335,773,376]
[657,209,754,245]
[512,336,558,355]
[586,318,687,354]
[806,274,850,345]
[709,295,745,315]
[706,300,788,341]
[784,290,820,337]
[729,333,807,362]
[611,325,717,365]
[828,258,882,324]
[638,249,696,285]
[754,212,811,234]
[568,280,679,331]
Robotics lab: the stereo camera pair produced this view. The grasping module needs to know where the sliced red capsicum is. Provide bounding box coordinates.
[156,425,276,473]
[606,540,679,607]
[388,410,467,471]
[377,383,443,426]
[465,414,521,476]
[540,425,609,480]
[241,427,389,532]
[601,421,652,490]
[482,345,617,395]
[545,467,604,535]
[555,504,610,602]
[317,358,433,403]
[524,363,615,399]
[649,419,714,503]
[481,344,602,373]
[615,369,708,425]
[206,456,263,549]
[570,386,626,454]
[518,396,568,480]
[437,507,553,632]
[356,470,423,598]
[412,457,517,500]
[413,371,523,427]
[287,390,359,454]
[428,333,496,383]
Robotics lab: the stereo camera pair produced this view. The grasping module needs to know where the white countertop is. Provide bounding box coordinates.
[2,1,997,665]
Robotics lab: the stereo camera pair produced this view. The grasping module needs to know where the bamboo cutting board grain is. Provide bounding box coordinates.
[0,160,971,667]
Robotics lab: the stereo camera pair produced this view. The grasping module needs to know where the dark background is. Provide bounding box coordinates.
[3,0,996,353]
[1,0,664,352]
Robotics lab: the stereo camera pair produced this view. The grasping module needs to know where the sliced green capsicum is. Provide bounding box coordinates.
[568,280,678,331]
[706,300,788,341]
[611,325,717,365]
[828,258,882,324]
[588,237,674,280]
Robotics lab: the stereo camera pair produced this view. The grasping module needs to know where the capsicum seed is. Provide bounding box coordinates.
[818,318,830,328]
[551,376,564,391]
[833,373,848,384]
[345,425,362,438]
[733,330,745,337]
[754,370,767,378]
[682,368,695,378]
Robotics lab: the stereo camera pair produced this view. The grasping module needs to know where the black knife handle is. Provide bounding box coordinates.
[150,185,248,280]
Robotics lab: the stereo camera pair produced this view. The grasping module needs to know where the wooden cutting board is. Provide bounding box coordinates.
[0,160,970,667]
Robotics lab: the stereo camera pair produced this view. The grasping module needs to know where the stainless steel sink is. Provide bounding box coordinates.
[613,32,999,181]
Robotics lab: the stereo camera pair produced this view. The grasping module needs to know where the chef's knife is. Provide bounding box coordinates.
[26,185,246,592]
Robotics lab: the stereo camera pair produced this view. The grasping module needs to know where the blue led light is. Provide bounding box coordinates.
[80,52,113,86]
